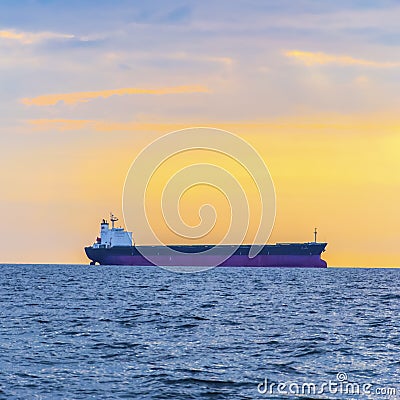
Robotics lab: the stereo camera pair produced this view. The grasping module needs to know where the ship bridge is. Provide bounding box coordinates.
[92,213,133,248]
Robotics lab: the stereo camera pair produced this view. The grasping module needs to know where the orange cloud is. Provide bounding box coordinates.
[27,119,190,132]
[21,85,210,106]
[284,50,400,68]
[28,119,93,131]
[0,29,74,44]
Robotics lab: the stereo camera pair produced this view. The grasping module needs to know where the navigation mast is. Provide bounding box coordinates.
[110,212,118,229]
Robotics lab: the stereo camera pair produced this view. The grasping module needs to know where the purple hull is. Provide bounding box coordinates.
[85,252,327,268]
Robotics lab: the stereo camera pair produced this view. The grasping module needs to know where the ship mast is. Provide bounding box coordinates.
[110,212,118,229]
[314,227,317,243]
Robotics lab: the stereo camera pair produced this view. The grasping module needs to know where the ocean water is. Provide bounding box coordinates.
[0,265,398,400]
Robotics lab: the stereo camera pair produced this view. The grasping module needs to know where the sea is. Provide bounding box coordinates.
[0,265,398,400]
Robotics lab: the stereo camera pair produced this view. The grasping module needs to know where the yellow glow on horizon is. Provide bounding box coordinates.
[6,114,400,266]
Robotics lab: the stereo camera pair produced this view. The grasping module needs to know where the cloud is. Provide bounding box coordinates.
[27,119,192,133]
[27,114,400,135]
[284,50,400,68]
[169,52,233,67]
[0,29,75,44]
[354,75,369,87]
[21,85,210,106]
[28,119,94,131]
[104,51,234,68]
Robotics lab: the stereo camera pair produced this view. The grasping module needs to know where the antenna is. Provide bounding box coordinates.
[314,227,317,243]
[110,212,118,229]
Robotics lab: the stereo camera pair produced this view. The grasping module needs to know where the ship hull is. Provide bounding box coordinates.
[85,244,328,268]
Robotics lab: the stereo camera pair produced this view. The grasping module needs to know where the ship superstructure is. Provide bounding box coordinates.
[92,214,133,249]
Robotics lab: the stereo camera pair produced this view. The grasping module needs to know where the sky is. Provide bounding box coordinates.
[1,0,400,266]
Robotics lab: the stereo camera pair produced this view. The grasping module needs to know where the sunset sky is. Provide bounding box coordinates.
[1,0,400,266]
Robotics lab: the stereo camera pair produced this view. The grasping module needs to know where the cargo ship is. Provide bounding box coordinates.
[84,214,328,268]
